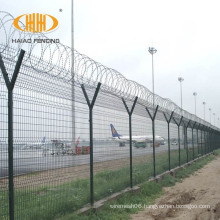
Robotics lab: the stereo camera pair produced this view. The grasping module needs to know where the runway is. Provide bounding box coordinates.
[0,141,183,178]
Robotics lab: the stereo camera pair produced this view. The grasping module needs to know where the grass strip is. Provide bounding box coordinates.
[0,148,217,219]
[59,149,220,220]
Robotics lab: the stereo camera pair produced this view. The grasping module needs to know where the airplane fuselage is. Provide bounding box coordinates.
[112,135,164,143]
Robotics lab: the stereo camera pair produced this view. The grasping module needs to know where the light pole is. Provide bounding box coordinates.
[202,102,206,120]
[178,77,184,147]
[178,77,184,114]
[71,0,76,149]
[218,117,220,127]
[193,92,197,115]
[213,113,216,126]
[148,47,157,111]
[209,108,212,124]
[148,47,157,178]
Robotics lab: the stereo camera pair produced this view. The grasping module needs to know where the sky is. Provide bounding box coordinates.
[1,0,220,127]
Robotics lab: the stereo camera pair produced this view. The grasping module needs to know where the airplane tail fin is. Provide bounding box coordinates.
[75,136,80,146]
[110,124,121,138]
[42,137,46,143]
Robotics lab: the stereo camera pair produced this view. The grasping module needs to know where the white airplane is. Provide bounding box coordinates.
[49,136,81,155]
[110,124,165,147]
[23,137,46,149]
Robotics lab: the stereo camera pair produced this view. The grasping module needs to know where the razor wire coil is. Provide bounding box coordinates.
[0,11,216,130]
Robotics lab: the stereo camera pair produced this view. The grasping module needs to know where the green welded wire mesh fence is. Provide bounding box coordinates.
[0,11,220,220]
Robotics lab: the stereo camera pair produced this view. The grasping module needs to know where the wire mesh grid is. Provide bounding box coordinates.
[0,11,220,220]
[0,49,219,219]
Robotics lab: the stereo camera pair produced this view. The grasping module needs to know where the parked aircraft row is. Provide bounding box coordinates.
[110,124,166,147]
[22,137,80,155]
[21,124,168,154]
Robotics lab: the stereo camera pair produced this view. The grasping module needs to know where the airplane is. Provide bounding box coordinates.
[110,124,165,147]
[23,136,81,156]
[50,136,81,156]
[23,137,46,149]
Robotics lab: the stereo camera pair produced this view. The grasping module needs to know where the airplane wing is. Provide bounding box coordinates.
[23,137,46,149]
[110,124,164,146]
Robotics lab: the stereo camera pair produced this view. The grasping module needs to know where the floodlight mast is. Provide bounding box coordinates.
[71,0,76,149]
[193,92,197,115]
[202,102,206,120]
[178,77,184,115]
[148,47,157,112]
[148,47,157,178]
[178,77,184,145]
[209,108,212,124]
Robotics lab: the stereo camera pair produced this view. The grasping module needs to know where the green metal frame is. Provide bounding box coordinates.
[163,111,174,171]
[173,116,183,167]
[0,49,25,220]
[146,105,159,178]
[122,96,138,188]
[81,82,101,205]
[191,122,196,160]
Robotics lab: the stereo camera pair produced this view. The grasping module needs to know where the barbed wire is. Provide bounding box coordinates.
[0,11,217,129]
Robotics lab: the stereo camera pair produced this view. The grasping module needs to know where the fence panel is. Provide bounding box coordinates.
[0,11,220,219]
[0,76,9,219]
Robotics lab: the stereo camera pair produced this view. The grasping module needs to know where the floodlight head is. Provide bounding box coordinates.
[193,92,197,96]
[202,102,206,105]
[178,77,184,82]
[148,47,157,54]
[209,108,211,111]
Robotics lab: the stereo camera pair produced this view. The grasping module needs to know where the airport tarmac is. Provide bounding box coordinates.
[0,141,183,178]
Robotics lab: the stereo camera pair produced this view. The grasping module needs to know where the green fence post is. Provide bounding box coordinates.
[0,49,25,220]
[163,111,174,171]
[146,105,159,178]
[197,124,200,155]
[122,97,138,188]
[200,125,204,156]
[204,127,207,154]
[209,129,211,152]
[173,116,183,167]
[192,122,196,160]
[81,82,101,205]
[182,120,190,163]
